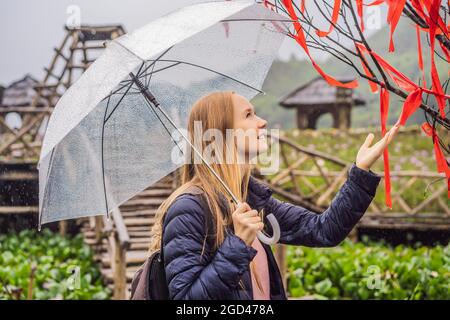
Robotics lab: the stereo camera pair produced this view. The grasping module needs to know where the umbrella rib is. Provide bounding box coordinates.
[143,58,265,95]
[102,46,174,101]
[103,62,146,124]
[102,81,133,101]
[138,62,181,79]
[103,81,135,124]
[138,45,174,76]
[101,94,112,219]
[140,62,183,87]
[144,60,155,88]
[137,62,182,83]
[110,87,142,96]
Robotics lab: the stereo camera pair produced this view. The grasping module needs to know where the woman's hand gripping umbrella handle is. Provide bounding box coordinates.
[257,213,280,245]
[234,201,280,245]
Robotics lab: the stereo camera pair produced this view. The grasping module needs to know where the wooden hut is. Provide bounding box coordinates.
[0,74,47,108]
[279,76,365,130]
[0,74,50,137]
[0,25,126,160]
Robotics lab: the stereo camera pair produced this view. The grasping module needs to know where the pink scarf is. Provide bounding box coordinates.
[250,237,270,300]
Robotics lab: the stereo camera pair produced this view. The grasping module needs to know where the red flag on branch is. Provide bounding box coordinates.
[380,86,392,207]
[421,123,450,198]
[316,0,342,37]
[355,43,378,93]
[282,0,358,89]
[416,25,426,87]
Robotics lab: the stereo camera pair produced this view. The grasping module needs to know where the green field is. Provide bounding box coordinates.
[287,238,450,300]
[0,230,110,300]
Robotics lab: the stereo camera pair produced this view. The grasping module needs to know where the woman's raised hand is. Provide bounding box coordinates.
[356,124,400,171]
[232,202,264,246]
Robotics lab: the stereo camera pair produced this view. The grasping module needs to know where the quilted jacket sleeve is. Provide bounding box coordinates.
[162,194,257,300]
[247,163,381,247]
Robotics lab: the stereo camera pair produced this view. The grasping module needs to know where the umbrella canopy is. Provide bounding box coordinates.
[38,0,287,241]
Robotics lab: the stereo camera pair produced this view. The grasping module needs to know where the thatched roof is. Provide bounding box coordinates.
[65,24,125,42]
[279,76,366,108]
[0,74,47,108]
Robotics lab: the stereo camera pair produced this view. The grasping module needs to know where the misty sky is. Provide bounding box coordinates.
[0,0,386,86]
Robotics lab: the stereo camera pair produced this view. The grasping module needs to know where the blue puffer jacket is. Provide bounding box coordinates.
[162,163,381,300]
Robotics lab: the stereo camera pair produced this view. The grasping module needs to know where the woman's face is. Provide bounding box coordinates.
[232,93,268,161]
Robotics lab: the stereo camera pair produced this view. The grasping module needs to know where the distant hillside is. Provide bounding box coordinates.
[256,18,449,129]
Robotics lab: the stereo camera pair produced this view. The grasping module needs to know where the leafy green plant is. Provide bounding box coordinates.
[287,239,450,300]
[0,229,110,300]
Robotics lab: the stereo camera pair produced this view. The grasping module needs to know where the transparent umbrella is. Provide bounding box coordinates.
[38,0,288,244]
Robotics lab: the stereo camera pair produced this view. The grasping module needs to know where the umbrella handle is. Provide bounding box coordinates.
[256,213,280,245]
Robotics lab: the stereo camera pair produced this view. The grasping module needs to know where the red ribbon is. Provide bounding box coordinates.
[282,0,358,89]
[223,22,229,38]
[356,0,364,32]
[300,0,305,13]
[417,0,449,37]
[386,0,407,52]
[356,43,378,93]
[263,0,276,9]
[270,20,285,33]
[427,0,446,118]
[439,42,450,76]
[366,0,385,5]
[416,25,426,87]
[409,0,448,117]
[397,88,424,126]
[410,0,429,27]
[421,122,450,199]
[368,49,450,99]
[316,0,342,37]
[380,86,392,208]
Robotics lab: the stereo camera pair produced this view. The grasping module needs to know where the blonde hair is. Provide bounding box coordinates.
[149,90,265,295]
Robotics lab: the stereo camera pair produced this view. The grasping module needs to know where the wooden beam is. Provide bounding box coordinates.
[112,234,127,300]
[274,133,348,166]
[0,106,53,113]
[53,47,70,62]
[0,171,38,181]
[0,206,39,214]
[411,184,448,215]
[0,116,41,158]
[0,113,45,155]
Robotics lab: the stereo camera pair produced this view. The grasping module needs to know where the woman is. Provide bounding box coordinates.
[149,91,399,300]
